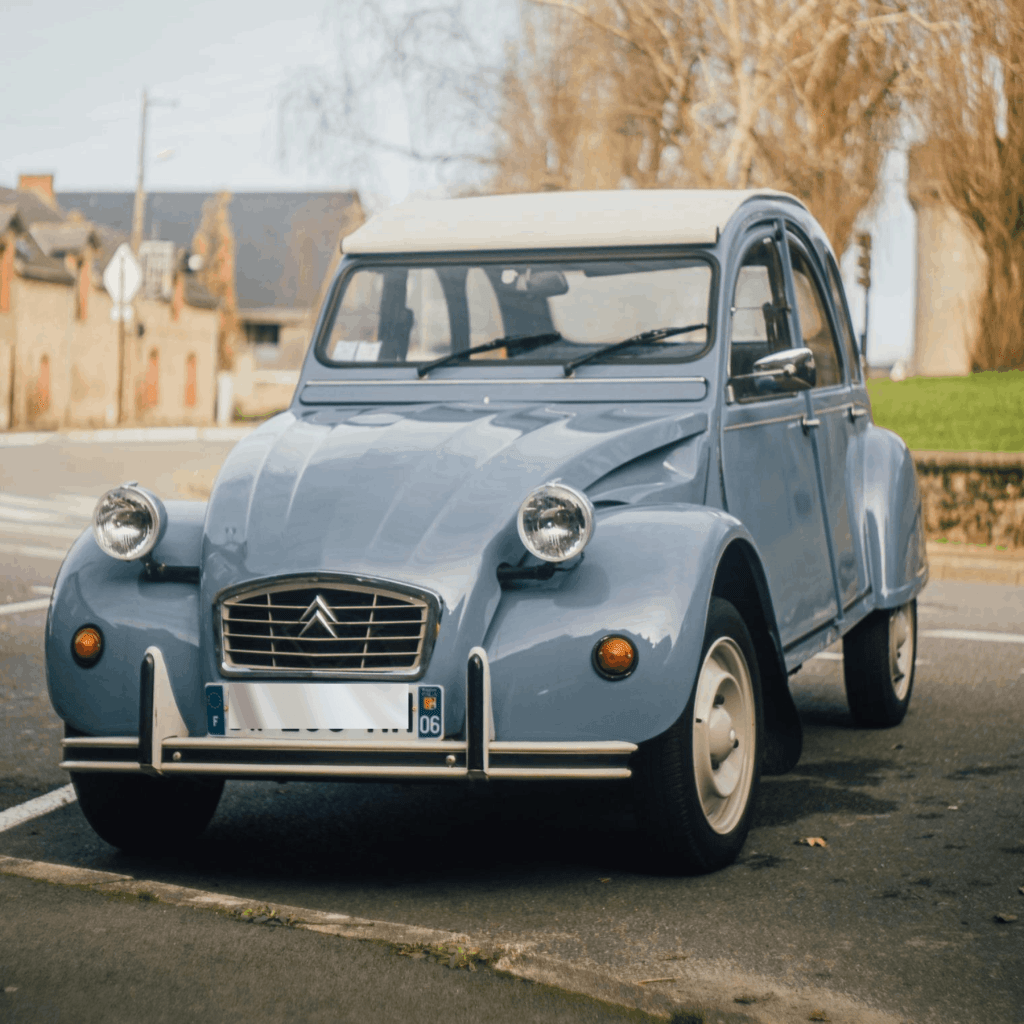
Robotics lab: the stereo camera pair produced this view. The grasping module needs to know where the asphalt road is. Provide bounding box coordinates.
[1,437,1022,1024]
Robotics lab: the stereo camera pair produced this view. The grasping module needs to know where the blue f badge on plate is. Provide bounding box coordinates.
[206,684,225,736]
[417,685,443,739]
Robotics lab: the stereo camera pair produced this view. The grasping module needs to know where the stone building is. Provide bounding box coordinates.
[1,176,220,430]
[57,188,364,417]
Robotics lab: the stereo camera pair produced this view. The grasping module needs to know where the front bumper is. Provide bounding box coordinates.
[60,646,635,781]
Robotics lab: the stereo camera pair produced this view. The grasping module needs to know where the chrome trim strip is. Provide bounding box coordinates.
[303,377,707,387]
[723,412,806,431]
[486,768,632,779]
[489,740,637,754]
[160,764,469,779]
[168,737,463,753]
[814,404,852,416]
[60,760,143,773]
[62,737,138,749]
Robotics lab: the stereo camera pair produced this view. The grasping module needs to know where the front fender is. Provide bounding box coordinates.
[859,426,928,608]
[484,505,750,744]
[46,502,207,736]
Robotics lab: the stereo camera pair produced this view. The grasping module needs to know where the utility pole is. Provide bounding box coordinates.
[130,89,149,254]
[856,232,872,366]
[130,89,177,255]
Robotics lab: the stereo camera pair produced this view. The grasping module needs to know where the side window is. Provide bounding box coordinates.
[789,247,844,388]
[729,238,790,399]
[825,253,861,382]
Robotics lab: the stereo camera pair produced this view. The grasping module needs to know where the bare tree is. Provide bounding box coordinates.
[500,0,943,252]
[278,0,515,206]
[284,0,945,252]
[923,0,1024,370]
[191,192,239,372]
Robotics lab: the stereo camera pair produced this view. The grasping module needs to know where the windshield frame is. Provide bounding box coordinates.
[313,247,720,372]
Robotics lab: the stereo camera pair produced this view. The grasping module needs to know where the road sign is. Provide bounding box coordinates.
[102,243,142,306]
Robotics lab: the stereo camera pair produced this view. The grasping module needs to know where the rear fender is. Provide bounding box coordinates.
[46,502,207,736]
[859,426,929,608]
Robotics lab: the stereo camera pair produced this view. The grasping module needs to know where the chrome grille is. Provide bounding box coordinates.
[219,579,433,677]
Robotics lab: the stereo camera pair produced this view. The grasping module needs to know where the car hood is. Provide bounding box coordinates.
[201,402,708,677]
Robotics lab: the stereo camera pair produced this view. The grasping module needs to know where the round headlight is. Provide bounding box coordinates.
[92,485,164,561]
[517,483,594,563]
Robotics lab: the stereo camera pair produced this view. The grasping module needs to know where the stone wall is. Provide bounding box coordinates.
[914,451,1024,549]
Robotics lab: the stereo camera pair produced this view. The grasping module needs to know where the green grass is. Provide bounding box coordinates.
[866,371,1024,452]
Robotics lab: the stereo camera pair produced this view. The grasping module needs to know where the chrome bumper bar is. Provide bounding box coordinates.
[60,646,636,781]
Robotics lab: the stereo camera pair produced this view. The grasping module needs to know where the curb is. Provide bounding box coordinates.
[0,854,905,1024]
[0,426,257,446]
[925,542,1024,587]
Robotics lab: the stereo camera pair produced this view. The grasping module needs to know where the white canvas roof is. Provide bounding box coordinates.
[343,188,803,254]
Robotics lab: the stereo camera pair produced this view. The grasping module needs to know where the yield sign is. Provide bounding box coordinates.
[102,243,143,305]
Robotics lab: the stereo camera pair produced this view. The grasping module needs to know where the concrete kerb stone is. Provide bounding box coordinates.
[0,854,908,1024]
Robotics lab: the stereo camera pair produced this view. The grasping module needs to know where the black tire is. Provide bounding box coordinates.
[632,597,763,874]
[71,772,224,854]
[842,599,917,728]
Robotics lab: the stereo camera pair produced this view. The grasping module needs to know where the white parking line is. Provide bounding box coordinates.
[0,542,69,561]
[0,785,77,834]
[922,628,1024,645]
[0,597,51,617]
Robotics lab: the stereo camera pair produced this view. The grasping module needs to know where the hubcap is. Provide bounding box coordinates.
[889,602,915,701]
[692,637,756,834]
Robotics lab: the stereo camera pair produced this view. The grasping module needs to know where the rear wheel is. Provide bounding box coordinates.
[842,600,917,728]
[71,772,223,854]
[632,598,762,874]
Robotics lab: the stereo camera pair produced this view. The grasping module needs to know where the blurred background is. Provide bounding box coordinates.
[0,0,1020,453]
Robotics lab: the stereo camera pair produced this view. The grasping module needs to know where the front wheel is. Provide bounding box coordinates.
[71,772,224,854]
[632,597,762,874]
[842,600,917,728]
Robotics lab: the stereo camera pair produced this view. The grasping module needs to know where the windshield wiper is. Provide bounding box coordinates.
[562,323,708,377]
[417,332,562,378]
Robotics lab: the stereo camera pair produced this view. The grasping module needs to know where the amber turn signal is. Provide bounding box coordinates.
[593,635,637,679]
[72,626,103,666]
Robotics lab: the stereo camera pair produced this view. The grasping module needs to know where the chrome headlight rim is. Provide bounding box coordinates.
[91,484,164,562]
[516,482,595,564]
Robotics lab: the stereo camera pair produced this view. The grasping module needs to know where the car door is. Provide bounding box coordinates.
[788,237,869,610]
[721,229,838,648]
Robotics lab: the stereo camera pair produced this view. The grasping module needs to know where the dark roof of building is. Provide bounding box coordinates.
[0,185,66,226]
[57,190,362,314]
[13,231,75,285]
[29,221,100,257]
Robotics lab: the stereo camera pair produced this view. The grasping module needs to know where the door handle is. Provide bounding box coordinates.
[848,405,868,421]
[800,416,820,434]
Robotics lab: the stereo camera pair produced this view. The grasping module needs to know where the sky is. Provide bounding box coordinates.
[1,0,915,366]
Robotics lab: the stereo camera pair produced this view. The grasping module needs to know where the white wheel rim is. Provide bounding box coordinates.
[692,637,756,835]
[889,602,914,701]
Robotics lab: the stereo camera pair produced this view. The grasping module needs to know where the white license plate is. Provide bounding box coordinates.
[205,682,444,738]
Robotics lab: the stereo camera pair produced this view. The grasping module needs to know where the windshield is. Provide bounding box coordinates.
[316,257,713,367]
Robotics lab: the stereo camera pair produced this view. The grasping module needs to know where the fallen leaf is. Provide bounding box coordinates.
[891,743,904,750]
[947,805,959,811]
[734,994,760,1004]
[4,986,18,994]
[994,912,1018,923]
[660,953,690,961]
[797,837,828,848]
[598,877,611,883]
[637,977,678,985]
[808,1011,830,1021]
[1018,886,1023,896]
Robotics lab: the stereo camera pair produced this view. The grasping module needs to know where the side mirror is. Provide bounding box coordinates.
[750,346,816,390]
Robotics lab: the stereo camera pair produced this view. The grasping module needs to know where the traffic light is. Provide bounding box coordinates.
[856,232,872,290]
